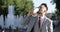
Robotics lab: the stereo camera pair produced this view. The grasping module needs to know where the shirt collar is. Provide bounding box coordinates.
[38,15,45,19]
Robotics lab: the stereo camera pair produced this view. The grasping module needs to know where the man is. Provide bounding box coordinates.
[26,3,53,32]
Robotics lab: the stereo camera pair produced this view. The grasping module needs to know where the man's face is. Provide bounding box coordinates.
[39,5,47,15]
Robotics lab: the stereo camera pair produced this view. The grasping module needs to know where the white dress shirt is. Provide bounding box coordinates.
[38,16,45,26]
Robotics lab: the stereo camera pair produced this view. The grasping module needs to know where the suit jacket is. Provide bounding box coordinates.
[23,16,53,32]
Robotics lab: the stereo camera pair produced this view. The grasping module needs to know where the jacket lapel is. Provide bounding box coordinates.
[40,16,47,30]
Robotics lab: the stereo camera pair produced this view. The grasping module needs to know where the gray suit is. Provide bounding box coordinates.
[23,16,53,32]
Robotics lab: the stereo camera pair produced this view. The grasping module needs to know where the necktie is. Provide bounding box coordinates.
[38,17,41,28]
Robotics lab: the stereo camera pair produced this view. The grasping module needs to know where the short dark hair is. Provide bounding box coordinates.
[39,3,48,10]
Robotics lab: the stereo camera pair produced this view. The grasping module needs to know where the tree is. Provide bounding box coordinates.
[51,0,60,27]
[0,0,34,16]
[51,0,60,20]
[50,13,57,20]
[14,0,34,16]
[0,0,3,15]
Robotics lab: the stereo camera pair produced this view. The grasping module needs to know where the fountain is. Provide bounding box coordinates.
[5,5,16,29]
[0,15,4,29]
[5,5,25,29]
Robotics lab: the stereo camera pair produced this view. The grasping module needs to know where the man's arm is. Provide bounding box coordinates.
[20,16,29,25]
[48,20,53,32]
[26,18,36,32]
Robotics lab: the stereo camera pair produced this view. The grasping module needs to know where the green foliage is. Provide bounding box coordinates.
[52,0,60,15]
[51,0,60,20]
[0,0,34,16]
[0,0,8,16]
[0,0,3,15]
[14,0,34,16]
[50,13,56,20]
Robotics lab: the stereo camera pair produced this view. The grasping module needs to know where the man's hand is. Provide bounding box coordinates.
[27,9,34,17]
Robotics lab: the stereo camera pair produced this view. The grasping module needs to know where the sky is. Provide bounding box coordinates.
[32,0,56,13]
